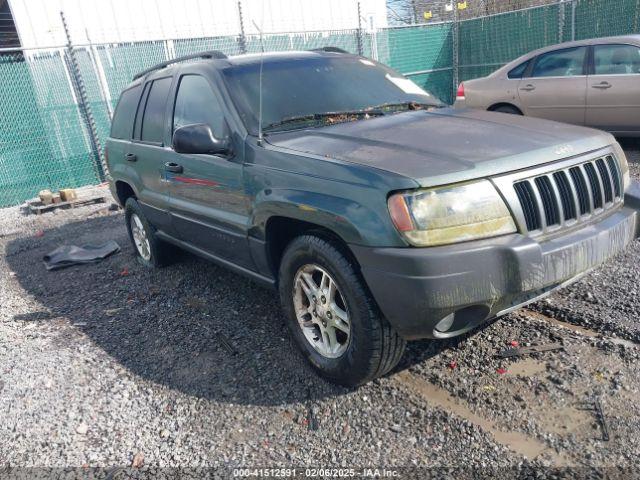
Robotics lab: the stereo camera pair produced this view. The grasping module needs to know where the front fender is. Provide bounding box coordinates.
[251,188,405,247]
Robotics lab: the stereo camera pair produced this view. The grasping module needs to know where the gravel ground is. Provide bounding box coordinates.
[1,142,639,476]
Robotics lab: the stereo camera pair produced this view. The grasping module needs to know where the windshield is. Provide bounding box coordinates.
[222,55,443,134]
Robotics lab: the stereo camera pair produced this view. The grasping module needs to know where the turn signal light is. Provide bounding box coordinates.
[387,194,414,232]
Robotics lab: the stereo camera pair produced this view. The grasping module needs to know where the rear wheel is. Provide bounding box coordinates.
[491,104,523,115]
[279,235,406,386]
[124,198,170,268]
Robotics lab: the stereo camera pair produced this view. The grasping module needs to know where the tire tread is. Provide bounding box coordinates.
[279,234,406,386]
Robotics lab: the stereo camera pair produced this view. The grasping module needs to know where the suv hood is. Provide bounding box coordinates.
[265,108,614,187]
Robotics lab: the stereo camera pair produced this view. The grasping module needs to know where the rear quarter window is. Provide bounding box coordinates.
[508,60,530,79]
[110,85,142,139]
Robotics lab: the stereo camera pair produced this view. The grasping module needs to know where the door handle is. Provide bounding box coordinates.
[520,84,536,92]
[125,153,137,162]
[592,82,612,89]
[164,162,183,173]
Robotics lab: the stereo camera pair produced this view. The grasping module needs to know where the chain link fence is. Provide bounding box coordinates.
[1,0,639,207]
[0,50,101,207]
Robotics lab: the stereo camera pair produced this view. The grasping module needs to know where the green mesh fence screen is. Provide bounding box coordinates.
[571,0,640,40]
[376,23,454,103]
[0,51,100,207]
[1,0,640,207]
[458,4,563,82]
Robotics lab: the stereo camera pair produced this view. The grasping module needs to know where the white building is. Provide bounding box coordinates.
[8,0,388,48]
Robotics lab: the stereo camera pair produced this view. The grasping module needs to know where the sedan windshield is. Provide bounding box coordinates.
[222,55,443,134]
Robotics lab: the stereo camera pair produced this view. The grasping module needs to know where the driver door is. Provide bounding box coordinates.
[166,73,253,269]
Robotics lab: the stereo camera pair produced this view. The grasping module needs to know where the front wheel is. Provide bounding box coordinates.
[279,235,406,386]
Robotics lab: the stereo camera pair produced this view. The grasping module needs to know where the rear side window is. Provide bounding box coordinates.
[531,47,587,78]
[110,85,142,139]
[140,77,172,143]
[594,44,640,75]
[508,60,530,79]
[173,75,225,136]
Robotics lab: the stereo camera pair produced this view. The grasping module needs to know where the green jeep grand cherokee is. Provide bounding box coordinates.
[106,48,640,386]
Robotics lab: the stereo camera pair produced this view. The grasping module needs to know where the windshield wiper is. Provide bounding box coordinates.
[263,109,385,133]
[368,101,443,112]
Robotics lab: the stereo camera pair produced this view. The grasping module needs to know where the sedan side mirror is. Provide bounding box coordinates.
[172,123,231,156]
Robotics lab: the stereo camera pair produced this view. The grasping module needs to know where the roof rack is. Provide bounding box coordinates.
[311,46,350,54]
[133,50,227,80]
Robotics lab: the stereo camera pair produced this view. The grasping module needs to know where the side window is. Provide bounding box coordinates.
[173,75,225,136]
[594,44,640,75]
[508,60,530,79]
[133,82,150,141]
[531,47,587,78]
[110,85,142,139]
[140,77,172,143]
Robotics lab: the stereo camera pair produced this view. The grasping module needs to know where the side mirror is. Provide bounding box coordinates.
[172,123,231,156]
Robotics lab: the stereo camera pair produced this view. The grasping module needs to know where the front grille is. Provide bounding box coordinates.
[512,155,623,235]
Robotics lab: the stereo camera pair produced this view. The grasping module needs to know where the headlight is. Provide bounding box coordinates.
[388,180,517,247]
[612,142,631,191]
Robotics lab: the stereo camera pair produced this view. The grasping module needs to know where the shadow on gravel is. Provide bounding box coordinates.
[6,215,452,406]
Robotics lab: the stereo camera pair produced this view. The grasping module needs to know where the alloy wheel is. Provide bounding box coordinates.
[130,213,151,261]
[292,264,351,358]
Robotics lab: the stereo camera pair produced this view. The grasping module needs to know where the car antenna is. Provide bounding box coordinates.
[252,7,265,146]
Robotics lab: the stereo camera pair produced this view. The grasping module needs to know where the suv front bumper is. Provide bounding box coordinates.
[351,182,640,340]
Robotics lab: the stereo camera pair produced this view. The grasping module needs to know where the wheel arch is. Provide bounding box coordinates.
[487,102,524,115]
[263,216,361,279]
[114,180,137,206]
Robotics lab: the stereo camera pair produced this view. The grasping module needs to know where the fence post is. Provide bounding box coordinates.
[411,0,418,24]
[369,16,379,61]
[356,1,364,56]
[558,0,565,42]
[60,11,106,180]
[164,40,176,61]
[86,30,113,121]
[237,0,248,54]
[452,4,460,96]
[571,0,577,41]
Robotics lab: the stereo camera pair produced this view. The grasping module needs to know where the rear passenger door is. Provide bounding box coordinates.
[586,43,640,133]
[127,76,175,232]
[166,73,254,268]
[517,46,588,125]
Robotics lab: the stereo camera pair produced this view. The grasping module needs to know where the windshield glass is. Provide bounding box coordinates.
[222,55,443,134]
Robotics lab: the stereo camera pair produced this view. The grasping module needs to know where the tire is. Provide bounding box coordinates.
[124,198,170,268]
[491,105,522,115]
[278,235,406,386]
